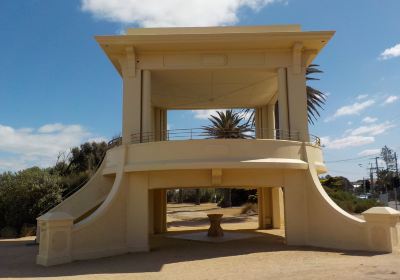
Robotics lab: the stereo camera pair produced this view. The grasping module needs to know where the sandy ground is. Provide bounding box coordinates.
[1,203,399,280]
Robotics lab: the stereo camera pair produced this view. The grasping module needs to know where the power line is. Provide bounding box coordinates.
[325,153,380,163]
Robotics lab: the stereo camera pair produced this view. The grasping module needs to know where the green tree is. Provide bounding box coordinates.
[0,167,63,235]
[50,141,108,196]
[306,64,326,124]
[381,145,395,170]
[202,110,254,139]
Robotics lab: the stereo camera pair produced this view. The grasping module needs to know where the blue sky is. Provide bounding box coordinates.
[0,0,399,180]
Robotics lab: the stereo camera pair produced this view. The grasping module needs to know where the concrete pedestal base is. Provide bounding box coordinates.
[207,214,224,237]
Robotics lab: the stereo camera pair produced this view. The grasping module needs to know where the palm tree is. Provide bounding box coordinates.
[202,110,253,207]
[306,64,326,124]
[240,64,327,125]
[202,110,254,139]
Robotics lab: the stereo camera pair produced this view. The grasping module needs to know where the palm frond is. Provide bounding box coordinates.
[202,109,254,139]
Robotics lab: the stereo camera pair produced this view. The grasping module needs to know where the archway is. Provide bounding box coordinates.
[148,186,286,247]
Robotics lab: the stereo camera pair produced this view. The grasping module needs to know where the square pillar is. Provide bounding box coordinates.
[153,189,167,234]
[36,212,73,266]
[153,108,168,141]
[267,103,276,139]
[161,109,168,140]
[255,106,270,139]
[277,68,289,137]
[283,171,309,245]
[121,66,142,144]
[286,66,309,141]
[258,187,273,229]
[272,187,285,229]
[126,173,150,252]
[142,70,152,142]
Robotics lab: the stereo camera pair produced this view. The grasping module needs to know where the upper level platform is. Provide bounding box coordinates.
[103,134,326,176]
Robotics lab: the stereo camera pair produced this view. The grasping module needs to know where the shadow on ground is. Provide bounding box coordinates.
[167,215,255,228]
[0,230,384,279]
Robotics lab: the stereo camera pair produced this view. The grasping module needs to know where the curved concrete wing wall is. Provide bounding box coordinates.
[36,144,400,266]
[71,169,128,260]
[43,149,117,221]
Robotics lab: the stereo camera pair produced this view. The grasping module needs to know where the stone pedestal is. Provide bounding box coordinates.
[207,214,224,237]
[36,212,73,266]
[363,207,400,252]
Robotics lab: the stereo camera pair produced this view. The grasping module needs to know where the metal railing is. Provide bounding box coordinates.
[130,128,321,146]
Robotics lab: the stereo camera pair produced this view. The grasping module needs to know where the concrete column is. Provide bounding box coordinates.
[277,68,289,137]
[255,108,261,138]
[142,70,152,142]
[267,103,275,139]
[161,109,168,140]
[148,190,154,234]
[272,187,285,229]
[153,189,167,233]
[36,212,73,266]
[122,70,142,144]
[153,108,161,141]
[286,66,309,141]
[283,171,308,245]
[126,173,150,252]
[258,187,273,229]
[255,106,270,139]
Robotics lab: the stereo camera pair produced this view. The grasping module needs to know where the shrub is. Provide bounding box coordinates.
[323,187,382,213]
[0,167,63,234]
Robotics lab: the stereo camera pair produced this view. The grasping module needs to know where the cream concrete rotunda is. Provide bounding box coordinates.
[36,25,400,266]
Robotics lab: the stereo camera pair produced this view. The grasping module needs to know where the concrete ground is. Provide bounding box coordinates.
[1,203,399,280]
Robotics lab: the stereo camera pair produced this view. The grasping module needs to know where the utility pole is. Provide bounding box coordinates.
[370,162,374,193]
[394,152,399,210]
[373,156,384,192]
[374,156,380,176]
[362,177,366,194]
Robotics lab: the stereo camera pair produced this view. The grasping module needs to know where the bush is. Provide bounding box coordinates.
[323,187,382,213]
[0,167,63,234]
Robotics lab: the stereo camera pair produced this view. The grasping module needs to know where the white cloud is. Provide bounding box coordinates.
[192,109,225,120]
[0,123,105,172]
[325,99,375,122]
[350,121,395,136]
[358,149,380,157]
[356,94,368,100]
[81,0,280,27]
[38,123,68,133]
[362,116,377,124]
[379,43,400,60]
[321,135,375,150]
[334,100,375,118]
[383,95,399,105]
